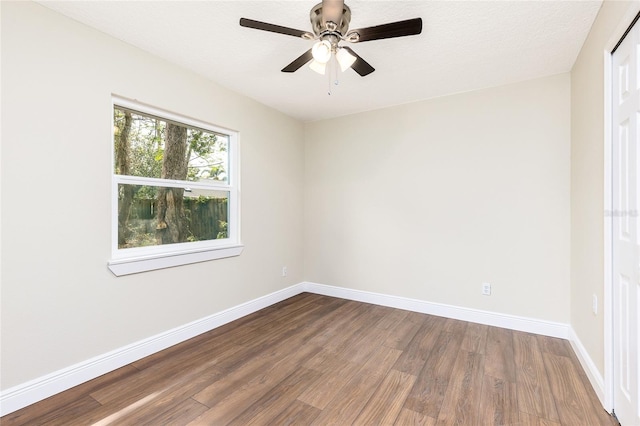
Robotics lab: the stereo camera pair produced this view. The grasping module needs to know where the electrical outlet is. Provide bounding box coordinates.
[482,282,491,296]
[592,294,598,315]
[282,266,287,277]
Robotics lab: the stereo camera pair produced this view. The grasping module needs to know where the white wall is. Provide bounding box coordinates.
[0,1,304,390]
[571,0,637,380]
[304,74,571,323]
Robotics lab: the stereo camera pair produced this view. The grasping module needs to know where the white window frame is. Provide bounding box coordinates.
[108,96,242,276]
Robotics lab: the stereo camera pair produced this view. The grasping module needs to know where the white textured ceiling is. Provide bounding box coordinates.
[38,0,602,122]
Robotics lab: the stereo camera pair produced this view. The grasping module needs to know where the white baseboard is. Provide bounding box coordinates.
[0,281,579,416]
[568,326,607,410]
[0,283,306,416]
[302,282,570,339]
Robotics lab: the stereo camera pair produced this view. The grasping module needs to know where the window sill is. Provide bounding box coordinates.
[108,244,244,276]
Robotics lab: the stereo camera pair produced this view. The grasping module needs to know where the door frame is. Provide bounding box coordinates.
[604,3,640,414]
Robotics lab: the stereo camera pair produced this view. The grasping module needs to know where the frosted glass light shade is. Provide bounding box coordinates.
[312,40,332,64]
[309,60,326,75]
[336,47,356,72]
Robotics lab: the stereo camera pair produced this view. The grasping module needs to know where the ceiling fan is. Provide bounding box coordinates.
[239,0,422,77]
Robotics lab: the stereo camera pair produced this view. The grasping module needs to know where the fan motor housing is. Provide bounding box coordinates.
[310,2,351,36]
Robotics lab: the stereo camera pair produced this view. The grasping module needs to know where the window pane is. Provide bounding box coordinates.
[188,132,228,183]
[113,107,229,183]
[117,184,229,249]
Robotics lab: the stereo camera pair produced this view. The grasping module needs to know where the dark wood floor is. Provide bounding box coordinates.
[2,293,617,425]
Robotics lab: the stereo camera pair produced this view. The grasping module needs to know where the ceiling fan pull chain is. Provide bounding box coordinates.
[327,55,333,95]
[326,54,340,95]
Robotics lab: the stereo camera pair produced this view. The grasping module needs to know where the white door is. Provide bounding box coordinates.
[612,21,640,426]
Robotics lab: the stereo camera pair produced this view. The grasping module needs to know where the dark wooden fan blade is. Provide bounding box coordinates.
[348,18,422,42]
[240,18,310,38]
[341,47,375,77]
[282,49,313,73]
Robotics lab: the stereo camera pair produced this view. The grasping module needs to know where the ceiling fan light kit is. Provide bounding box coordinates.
[239,0,422,79]
[308,40,356,75]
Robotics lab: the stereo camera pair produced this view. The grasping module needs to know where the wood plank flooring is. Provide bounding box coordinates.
[1,293,618,425]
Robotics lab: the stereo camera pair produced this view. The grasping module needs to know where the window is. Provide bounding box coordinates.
[108,97,241,276]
